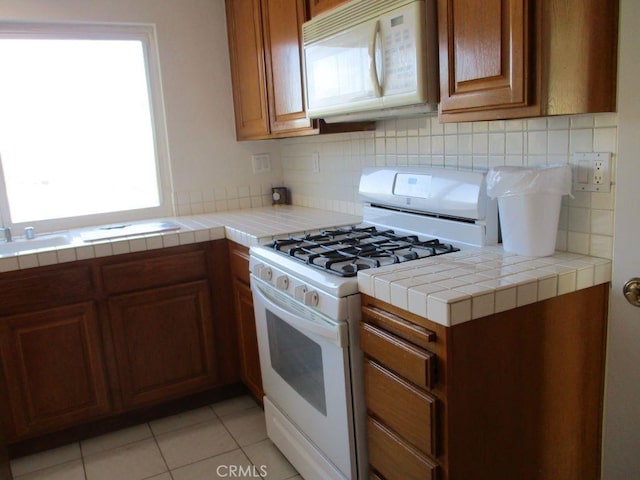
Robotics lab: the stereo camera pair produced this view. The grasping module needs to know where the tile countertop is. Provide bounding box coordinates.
[357,246,612,327]
[0,206,362,273]
[0,205,612,327]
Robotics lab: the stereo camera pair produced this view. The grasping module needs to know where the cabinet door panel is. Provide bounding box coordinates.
[263,0,313,133]
[225,0,270,139]
[108,281,217,408]
[0,302,110,440]
[233,280,263,400]
[439,0,533,115]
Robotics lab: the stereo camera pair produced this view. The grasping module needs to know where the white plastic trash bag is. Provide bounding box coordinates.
[486,164,572,198]
[486,165,572,257]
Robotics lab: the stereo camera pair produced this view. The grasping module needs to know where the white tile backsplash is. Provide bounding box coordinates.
[280,113,617,259]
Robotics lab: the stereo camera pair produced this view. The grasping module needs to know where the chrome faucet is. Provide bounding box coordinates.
[1,227,11,242]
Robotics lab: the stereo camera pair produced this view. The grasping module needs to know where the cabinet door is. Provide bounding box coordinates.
[438,0,537,120]
[233,280,264,400]
[108,281,217,409]
[0,302,110,440]
[262,0,313,134]
[225,0,270,140]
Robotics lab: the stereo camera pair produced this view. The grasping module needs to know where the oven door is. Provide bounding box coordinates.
[251,274,354,479]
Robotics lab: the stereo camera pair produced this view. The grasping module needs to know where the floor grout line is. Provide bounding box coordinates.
[11,396,271,480]
[148,421,172,480]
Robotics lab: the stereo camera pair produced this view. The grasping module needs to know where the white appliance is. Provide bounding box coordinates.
[302,0,438,122]
[250,167,498,480]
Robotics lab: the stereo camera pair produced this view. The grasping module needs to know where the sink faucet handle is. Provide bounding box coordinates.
[1,227,11,242]
[24,227,35,239]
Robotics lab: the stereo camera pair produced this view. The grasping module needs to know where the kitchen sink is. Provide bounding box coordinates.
[0,222,182,257]
[79,221,180,242]
[0,233,75,257]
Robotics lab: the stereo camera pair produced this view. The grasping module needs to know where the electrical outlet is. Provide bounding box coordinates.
[571,152,611,193]
[594,160,606,184]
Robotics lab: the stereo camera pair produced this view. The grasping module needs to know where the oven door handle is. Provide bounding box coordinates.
[251,276,348,348]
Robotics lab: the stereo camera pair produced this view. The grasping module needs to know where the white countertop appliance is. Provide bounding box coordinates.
[249,167,497,480]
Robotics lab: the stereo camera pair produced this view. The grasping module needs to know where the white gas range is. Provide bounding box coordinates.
[249,167,498,480]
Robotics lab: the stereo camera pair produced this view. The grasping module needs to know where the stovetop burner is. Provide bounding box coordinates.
[270,226,460,277]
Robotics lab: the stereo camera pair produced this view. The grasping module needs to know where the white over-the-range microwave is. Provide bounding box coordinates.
[302,0,439,123]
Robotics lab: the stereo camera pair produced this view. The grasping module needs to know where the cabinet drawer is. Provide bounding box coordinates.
[368,416,438,480]
[365,360,438,457]
[0,265,94,314]
[102,249,207,294]
[362,305,435,349]
[360,322,436,389]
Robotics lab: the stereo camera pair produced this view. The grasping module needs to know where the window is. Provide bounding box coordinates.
[0,23,172,233]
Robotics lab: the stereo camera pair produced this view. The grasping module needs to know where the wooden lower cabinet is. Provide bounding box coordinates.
[233,280,263,400]
[0,302,110,439]
[0,241,240,447]
[228,241,264,400]
[0,419,10,480]
[361,283,609,480]
[108,281,217,409]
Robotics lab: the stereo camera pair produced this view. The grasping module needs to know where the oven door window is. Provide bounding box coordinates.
[266,310,326,416]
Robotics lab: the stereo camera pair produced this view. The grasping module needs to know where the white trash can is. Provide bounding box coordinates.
[486,165,572,257]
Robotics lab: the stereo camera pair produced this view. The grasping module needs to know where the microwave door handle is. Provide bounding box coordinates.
[369,20,383,97]
[252,278,347,347]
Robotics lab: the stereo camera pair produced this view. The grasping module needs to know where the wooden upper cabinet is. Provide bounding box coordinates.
[225,0,270,139]
[438,0,618,122]
[226,0,310,140]
[225,0,373,140]
[263,0,313,134]
[307,0,351,18]
[438,0,532,116]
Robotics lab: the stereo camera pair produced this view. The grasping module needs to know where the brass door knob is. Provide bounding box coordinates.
[623,278,640,307]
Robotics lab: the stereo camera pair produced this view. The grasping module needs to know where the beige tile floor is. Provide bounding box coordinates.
[10,395,300,480]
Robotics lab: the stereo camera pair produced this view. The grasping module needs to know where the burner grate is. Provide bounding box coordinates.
[270,226,459,277]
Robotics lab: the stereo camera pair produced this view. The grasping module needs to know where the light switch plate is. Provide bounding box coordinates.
[311,152,320,173]
[251,154,271,174]
[571,152,611,193]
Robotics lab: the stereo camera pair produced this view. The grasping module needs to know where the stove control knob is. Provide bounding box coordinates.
[259,266,273,282]
[252,263,264,276]
[303,290,319,307]
[276,275,289,290]
[294,285,308,302]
